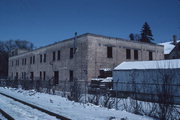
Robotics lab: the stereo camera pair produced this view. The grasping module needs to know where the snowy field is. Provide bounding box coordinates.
[0,87,153,120]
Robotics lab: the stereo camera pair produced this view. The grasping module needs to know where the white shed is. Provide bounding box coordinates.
[113,59,180,104]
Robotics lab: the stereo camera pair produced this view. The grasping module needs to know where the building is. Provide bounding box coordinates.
[113,59,180,104]
[8,33,164,89]
[159,36,180,59]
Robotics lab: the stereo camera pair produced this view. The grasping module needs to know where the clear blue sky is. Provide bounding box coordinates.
[0,0,180,47]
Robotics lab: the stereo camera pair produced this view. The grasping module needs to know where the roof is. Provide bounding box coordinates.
[9,33,163,59]
[159,40,180,54]
[114,59,180,70]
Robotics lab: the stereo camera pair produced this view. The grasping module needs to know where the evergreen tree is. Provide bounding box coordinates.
[129,33,134,40]
[140,22,154,43]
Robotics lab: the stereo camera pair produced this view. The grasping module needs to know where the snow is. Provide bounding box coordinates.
[92,77,112,82]
[0,87,153,120]
[0,113,7,120]
[99,68,112,71]
[0,94,58,120]
[159,40,180,54]
[114,59,180,70]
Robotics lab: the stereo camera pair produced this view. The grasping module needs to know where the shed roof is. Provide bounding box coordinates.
[114,59,180,70]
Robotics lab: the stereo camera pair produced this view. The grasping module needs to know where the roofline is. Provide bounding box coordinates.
[9,33,163,58]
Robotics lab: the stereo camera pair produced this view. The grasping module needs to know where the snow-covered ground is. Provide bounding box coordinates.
[0,87,153,120]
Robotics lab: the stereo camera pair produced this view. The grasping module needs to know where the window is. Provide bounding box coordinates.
[25,58,26,65]
[44,54,46,62]
[33,56,35,64]
[12,61,13,66]
[40,54,42,63]
[149,51,153,60]
[22,59,24,65]
[70,48,74,59]
[107,47,113,58]
[69,70,73,82]
[53,51,56,61]
[30,57,32,64]
[43,71,46,80]
[126,49,131,59]
[54,71,59,85]
[16,72,18,79]
[134,50,138,60]
[30,72,34,80]
[57,50,61,60]
[40,71,42,80]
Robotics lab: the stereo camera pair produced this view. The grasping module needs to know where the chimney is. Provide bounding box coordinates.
[173,35,177,45]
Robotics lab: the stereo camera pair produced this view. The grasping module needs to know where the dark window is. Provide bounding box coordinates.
[69,70,73,82]
[149,51,153,60]
[134,50,138,60]
[24,72,26,79]
[54,71,59,85]
[16,72,18,79]
[70,48,74,59]
[53,51,56,61]
[40,71,42,80]
[22,59,24,65]
[57,50,61,60]
[22,72,23,79]
[107,47,113,58]
[40,54,42,63]
[30,72,34,80]
[25,58,26,65]
[43,71,46,80]
[33,56,35,64]
[30,57,32,64]
[44,54,46,62]
[126,49,131,59]
[178,44,180,50]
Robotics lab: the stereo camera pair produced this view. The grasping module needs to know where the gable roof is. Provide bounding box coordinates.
[159,40,180,54]
[114,59,180,70]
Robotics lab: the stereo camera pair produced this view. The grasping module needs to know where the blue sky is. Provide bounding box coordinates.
[0,0,180,47]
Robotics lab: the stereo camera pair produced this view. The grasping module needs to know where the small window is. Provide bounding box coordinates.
[53,51,56,61]
[70,48,74,59]
[134,50,138,60]
[44,54,46,62]
[40,54,42,63]
[69,70,73,82]
[107,47,113,58]
[126,49,131,59]
[57,50,61,60]
[149,51,153,60]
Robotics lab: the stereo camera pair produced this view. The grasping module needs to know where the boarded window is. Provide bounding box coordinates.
[70,48,73,59]
[44,54,46,62]
[134,50,138,60]
[53,51,56,61]
[126,49,131,59]
[149,51,153,60]
[69,70,73,82]
[107,47,113,58]
[57,50,61,60]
